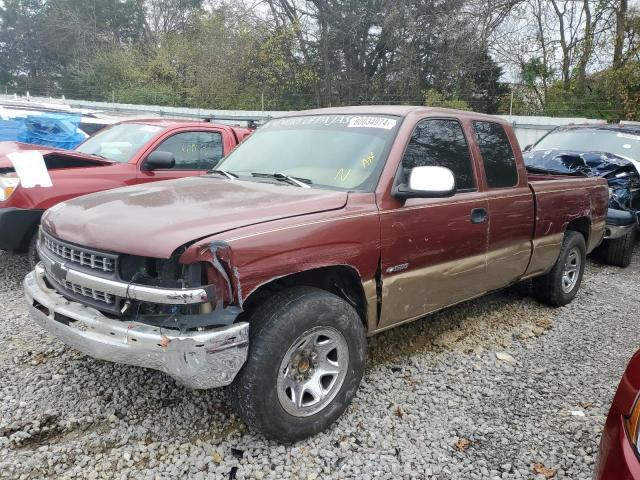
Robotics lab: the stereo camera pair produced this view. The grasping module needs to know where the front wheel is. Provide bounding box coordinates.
[227,286,367,443]
[532,231,586,307]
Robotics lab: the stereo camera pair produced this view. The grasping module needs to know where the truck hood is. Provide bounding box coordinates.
[0,141,111,173]
[42,176,349,258]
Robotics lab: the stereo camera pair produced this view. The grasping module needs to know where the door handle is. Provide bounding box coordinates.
[470,208,488,224]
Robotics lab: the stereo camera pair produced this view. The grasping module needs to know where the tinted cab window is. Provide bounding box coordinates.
[473,122,518,188]
[152,131,223,170]
[401,119,475,191]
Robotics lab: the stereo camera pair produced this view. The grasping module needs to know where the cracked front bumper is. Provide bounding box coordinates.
[24,265,249,389]
[605,208,638,240]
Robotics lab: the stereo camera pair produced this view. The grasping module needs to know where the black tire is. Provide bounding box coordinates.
[27,230,39,269]
[532,231,586,307]
[598,229,636,268]
[227,286,367,443]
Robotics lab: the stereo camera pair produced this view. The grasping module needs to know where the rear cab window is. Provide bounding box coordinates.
[473,121,518,188]
[401,118,476,191]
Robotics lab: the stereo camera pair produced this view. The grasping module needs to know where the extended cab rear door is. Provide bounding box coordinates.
[136,127,227,182]
[471,120,534,291]
[377,117,489,330]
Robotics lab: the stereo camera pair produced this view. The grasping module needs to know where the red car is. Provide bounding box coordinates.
[596,349,640,479]
[0,118,252,262]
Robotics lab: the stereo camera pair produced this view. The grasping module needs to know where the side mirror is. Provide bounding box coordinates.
[393,166,456,199]
[143,151,175,171]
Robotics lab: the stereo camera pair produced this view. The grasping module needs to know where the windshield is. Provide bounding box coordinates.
[217,114,400,191]
[75,123,164,163]
[533,128,640,160]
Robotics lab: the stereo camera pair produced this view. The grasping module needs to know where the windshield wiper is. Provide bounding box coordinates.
[208,169,238,179]
[87,153,112,161]
[251,172,312,188]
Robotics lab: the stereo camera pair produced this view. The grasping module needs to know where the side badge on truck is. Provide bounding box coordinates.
[386,263,409,274]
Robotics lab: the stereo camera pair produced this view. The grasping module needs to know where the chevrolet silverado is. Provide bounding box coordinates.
[24,106,608,442]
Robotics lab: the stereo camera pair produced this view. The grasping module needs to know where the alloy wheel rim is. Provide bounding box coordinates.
[561,247,581,293]
[276,326,349,417]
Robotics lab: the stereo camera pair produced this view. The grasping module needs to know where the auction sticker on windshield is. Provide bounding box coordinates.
[348,116,397,130]
[263,115,399,131]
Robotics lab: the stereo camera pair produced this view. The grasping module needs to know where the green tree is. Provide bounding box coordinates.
[0,0,52,92]
[423,89,470,110]
[0,0,146,94]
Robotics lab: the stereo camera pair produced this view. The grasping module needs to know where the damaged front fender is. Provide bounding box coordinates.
[180,240,243,308]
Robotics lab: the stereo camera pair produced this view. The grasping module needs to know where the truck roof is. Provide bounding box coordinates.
[291,105,504,123]
[119,118,212,127]
[116,118,254,138]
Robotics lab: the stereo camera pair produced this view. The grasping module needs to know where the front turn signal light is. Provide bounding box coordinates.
[0,177,20,201]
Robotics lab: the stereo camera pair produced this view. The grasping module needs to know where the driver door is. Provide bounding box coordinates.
[138,130,224,182]
[377,118,489,330]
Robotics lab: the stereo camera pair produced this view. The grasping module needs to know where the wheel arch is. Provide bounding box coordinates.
[565,216,590,245]
[239,265,371,329]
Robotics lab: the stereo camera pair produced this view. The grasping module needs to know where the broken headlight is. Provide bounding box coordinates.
[117,254,233,331]
[119,254,208,289]
[0,177,19,201]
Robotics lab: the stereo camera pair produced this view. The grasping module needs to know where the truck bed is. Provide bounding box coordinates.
[527,172,609,253]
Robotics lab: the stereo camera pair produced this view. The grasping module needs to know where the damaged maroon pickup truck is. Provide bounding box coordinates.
[25,106,608,442]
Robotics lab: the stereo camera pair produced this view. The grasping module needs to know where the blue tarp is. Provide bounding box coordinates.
[0,113,85,150]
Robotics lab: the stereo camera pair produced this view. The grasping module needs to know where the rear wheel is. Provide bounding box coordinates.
[532,231,586,307]
[598,229,636,268]
[227,286,367,443]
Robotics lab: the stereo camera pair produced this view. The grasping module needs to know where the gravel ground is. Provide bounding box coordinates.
[1,245,639,480]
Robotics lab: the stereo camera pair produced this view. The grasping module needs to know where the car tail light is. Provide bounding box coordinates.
[624,395,640,448]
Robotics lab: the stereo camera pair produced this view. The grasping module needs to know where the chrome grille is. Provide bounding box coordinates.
[44,266,116,306]
[43,234,115,273]
[63,280,115,304]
